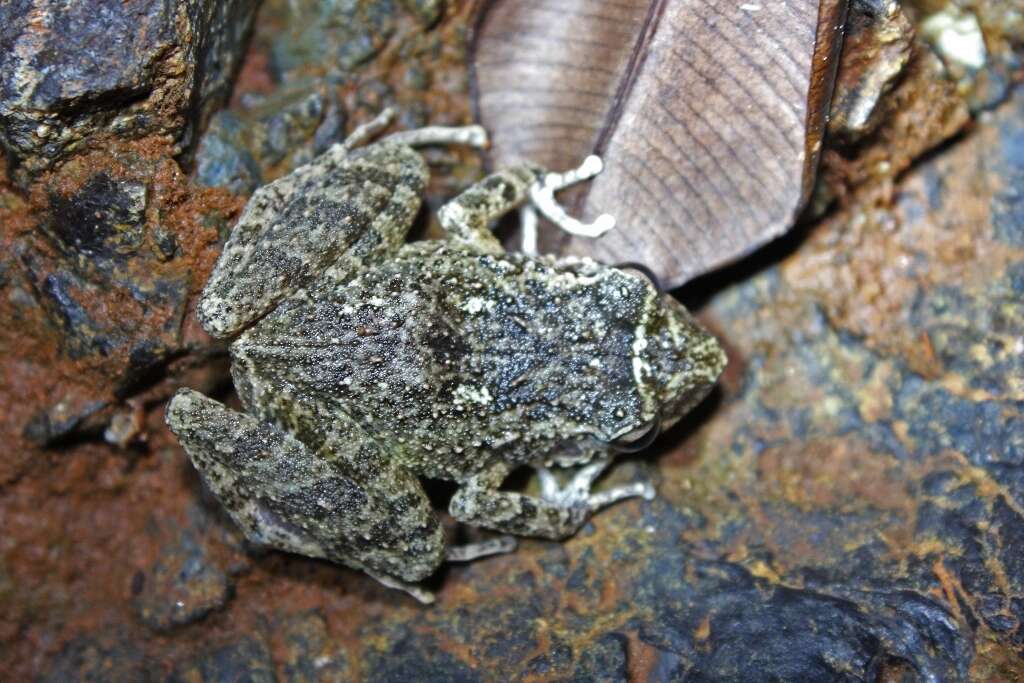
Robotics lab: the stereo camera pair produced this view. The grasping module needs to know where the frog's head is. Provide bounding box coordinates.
[641,295,726,424]
[605,268,727,452]
[543,261,725,459]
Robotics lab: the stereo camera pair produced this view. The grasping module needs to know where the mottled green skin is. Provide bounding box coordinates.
[167,130,725,589]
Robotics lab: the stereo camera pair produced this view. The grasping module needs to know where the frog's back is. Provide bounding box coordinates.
[197,142,427,338]
[232,244,651,481]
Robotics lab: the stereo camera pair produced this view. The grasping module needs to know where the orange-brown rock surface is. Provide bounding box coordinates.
[2,0,1023,680]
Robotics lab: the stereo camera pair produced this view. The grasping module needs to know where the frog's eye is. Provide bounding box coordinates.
[614,262,663,294]
[609,415,661,453]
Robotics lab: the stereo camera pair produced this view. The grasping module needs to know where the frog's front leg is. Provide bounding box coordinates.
[165,389,446,601]
[438,156,617,255]
[196,112,489,338]
[449,461,655,540]
[437,165,543,253]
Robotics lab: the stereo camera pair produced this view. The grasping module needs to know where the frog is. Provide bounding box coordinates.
[165,109,726,602]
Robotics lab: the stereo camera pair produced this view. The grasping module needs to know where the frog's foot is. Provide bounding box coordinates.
[366,570,436,605]
[527,155,616,240]
[364,537,515,604]
[445,535,517,562]
[450,460,655,541]
[535,459,656,510]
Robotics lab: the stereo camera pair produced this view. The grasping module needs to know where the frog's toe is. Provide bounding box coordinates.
[385,123,488,149]
[527,155,616,239]
[535,458,609,507]
[535,461,656,510]
[366,570,436,604]
[446,535,517,562]
[586,481,657,511]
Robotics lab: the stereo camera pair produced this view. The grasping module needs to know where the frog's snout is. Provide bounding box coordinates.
[648,297,727,425]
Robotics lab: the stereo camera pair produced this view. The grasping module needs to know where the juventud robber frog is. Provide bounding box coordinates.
[166,110,726,602]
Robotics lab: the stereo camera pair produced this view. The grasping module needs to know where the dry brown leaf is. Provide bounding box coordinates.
[472,0,848,287]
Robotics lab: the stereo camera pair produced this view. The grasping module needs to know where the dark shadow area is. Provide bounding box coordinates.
[673,213,819,313]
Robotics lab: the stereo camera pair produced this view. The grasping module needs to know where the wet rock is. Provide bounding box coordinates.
[970,0,1024,110]
[37,631,153,683]
[194,112,266,195]
[168,636,276,683]
[361,622,481,683]
[277,609,351,682]
[269,0,398,80]
[1,140,238,453]
[790,86,1024,379]
[683,85,1024,679]
[920,6,988,71]
[811,0,1024,210]
[134,528,231,632]
[917,3,1014,111]
[0,0,259,181]
[195,82,340,193]
[816,40,970,208]
[565,632,628,683]
[401,0,444,27]
[152,227,179,262]
[829,0,915,139]
[518,638,573,680]
[46,174,148,260]
[15,236,189,407]
[992,101,1024,247]
[564,546,601,600]
[634,558,967,681]
[22,262,114,361]
[22,389,110,446]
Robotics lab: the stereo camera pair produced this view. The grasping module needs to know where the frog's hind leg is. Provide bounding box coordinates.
[449,463,653,541]
[165,389,446,597]
[445,535,517,562]
[367,534,517,603]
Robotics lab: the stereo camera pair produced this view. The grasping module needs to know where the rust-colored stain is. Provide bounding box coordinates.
[0,133,244,485]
